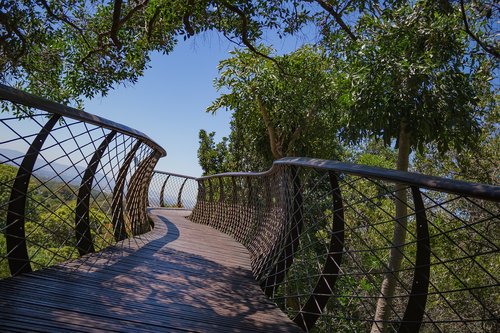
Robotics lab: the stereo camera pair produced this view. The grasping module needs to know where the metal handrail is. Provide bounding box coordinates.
[0,83,166,157]
[0,85,166,277]
[188,158,500,332]
[197,157,499,201]
[153,170,197,180]
[149,171,198,209]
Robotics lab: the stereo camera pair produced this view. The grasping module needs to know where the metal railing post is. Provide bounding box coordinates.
[160,175,171,207]
[294,171,345,331]
[111,141,141,241]
[6,114,61,276]
[398,187,431,333]
[177,178,189,208]
[75,130,116,255]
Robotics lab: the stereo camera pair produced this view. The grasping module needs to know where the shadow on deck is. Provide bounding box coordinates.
[0,209,301,333]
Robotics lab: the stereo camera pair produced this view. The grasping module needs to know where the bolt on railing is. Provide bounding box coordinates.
[0,84,166,278]
[183,157,499,333]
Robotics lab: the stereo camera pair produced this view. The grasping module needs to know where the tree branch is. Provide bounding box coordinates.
[83,0,150,63]
[38,0,91,48]
[339,0,354,15]
[459,0,499,59]
[110,0,123,47]
[286,126,302,156]
[147,6,161,41]
[120,0,150,25]
[183,0,195,36]
[0,10,27,61]
[314,0,358,41]
[257,95,283,159]
[109,0,150,47]
[79,43,114,66]
[219,1,287,73]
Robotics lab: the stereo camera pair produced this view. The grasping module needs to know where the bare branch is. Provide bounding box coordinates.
[314,0,358,41]
[110,0,123,47]
[459,0,499,59]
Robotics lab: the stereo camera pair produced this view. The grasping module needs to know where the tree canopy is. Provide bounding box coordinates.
[206,45,344,171]
[1,1,497,105]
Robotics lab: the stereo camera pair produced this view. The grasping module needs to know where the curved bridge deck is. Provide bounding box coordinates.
[0,209,301,332]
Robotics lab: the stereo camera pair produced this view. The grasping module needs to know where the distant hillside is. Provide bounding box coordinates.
[0,148,113,187]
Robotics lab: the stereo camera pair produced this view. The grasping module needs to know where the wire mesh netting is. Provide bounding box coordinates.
[3,84,497,332]
[189,163,499,333]
[1,92,164,278]
[148,171,198,209]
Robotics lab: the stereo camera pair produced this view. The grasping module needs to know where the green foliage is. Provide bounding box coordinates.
[2,0,496,110]
[1,0,182,103]
[198,130,232,176]
[206,45,344,171]
[26,202,109,248]
[351,140,397,170]
[337,1,493,154]
[0,0,312,104]
[0,164,18,232]
[0,163,114,278]
[414,104,499,184]
[0,163,40,232]
[0,234,8,278]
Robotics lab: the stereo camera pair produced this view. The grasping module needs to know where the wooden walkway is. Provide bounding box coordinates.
[0,209,301,332]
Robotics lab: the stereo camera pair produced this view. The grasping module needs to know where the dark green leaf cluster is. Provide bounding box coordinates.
[338,1,494,153]
[197,129,232,175]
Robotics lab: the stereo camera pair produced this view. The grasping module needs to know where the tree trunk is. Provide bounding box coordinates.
[371,121,411,333]
[257,95,283,159]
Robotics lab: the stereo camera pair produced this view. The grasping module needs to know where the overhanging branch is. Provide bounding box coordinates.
[459,0,499,59]
[314,0,358,41]
[219,1,288,74]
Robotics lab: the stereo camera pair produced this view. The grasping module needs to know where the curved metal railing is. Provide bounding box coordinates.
[0,84,165,278]
[148,171,198,209]
[2,83,498,332]
[185,157,499,332]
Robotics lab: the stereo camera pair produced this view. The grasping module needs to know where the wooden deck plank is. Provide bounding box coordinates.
[0,208,301,333]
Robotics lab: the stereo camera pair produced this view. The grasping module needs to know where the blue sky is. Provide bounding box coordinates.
[85,31,313,177]
[85,34,234,177]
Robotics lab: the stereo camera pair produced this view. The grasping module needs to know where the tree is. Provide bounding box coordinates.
[0,0,301,104]
[1,1,198,103]
[2,1,497,105]
[0,0,184,104]
[207,45,344,171]
[197,130,232,175]
[414,104,499,185]
[328,2,495,331]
